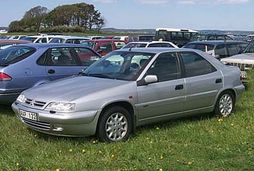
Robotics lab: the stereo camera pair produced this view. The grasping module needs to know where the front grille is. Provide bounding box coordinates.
[22,118,50,131]
[24,98,47,108]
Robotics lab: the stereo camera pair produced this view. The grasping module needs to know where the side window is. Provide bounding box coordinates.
[74,48,100,67]
[215,44,227,58]
[45,47,78,66]
[180,52,216,77]
[226,44,240,56]
[41,38,47,43]
[147,53,180,82]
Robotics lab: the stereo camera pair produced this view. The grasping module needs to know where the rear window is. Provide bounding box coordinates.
[123,43,147,49]
[184,43,214,52]
[50,38,64,43]
[0,46,36,66]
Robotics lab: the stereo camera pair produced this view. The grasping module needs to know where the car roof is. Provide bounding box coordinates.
[187,40,246,45]
[85,39,126,43]
[117,47,193,54]
[13,43,91,49]
[0,39,31,44]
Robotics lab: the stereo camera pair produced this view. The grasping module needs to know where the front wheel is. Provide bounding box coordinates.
[215,91,235,117]
[97,106,132,142]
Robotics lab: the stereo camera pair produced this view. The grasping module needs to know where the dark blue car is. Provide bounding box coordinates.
[0,43,101,104]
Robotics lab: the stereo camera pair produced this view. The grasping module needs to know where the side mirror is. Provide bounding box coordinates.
[144,75,158,84]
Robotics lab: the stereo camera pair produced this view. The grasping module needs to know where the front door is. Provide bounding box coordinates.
[136,52,186,121]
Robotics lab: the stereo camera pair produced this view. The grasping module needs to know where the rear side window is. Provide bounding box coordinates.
[0,46,36,66]
[180,52,216,77]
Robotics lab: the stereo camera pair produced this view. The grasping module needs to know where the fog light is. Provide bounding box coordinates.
[52,125,64,132]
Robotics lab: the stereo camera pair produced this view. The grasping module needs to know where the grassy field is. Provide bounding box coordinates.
[1,73,254,171]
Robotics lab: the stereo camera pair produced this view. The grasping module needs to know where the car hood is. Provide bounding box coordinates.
[23,76,133,102]
[221,53,254,64]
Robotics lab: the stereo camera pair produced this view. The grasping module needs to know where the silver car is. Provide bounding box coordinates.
[12,48,245,142]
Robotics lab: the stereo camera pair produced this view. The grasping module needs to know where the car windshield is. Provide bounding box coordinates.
[244,42,254,53]
[83,51,155,81]
[0,46,36,66]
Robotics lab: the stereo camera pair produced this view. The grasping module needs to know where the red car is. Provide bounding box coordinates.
[81,39,126,56]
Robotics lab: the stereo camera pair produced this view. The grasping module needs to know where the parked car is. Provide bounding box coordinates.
[0,39,31,50]
[12,48,244,142]
[8,35,27,40]
[81,39,126,56]
[49,36,89,44]
[122,41,178,49]
[221,41,254,82]
[20,35,52,43]
[192,34,233,41]
[183,40,248,59]
[0,43,100,104]
[138,35,155,42]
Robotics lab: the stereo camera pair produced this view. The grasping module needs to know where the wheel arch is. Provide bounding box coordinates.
[96,101,136,134]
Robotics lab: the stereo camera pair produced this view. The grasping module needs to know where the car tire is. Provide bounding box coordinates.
[215,91,235,117]
[97,106,132,142]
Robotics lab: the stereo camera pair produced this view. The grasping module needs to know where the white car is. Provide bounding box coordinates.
[49,36,89,44]
[221,41,254,81]
[122,41,178,49]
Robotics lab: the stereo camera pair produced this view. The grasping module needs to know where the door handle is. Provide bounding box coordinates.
[48,69,55,74]
[215,78,222,84]
[175,84,184,90]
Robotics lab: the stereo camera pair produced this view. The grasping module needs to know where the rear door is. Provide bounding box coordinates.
[179,51,223,110]
[43,47,84,81]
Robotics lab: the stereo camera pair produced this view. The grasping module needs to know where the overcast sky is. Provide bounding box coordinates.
[0,0,253,30]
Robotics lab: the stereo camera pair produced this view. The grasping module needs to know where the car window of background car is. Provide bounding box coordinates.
[0,46,36,65]
[180,52,216,77]
[244,42,254,53]
[99,43,112,52]
[147,43,173,48]
[214,44,227,58]
[45,47,78,66]
[114,42,126,49]
[226,44,241,56]
[74,47,100,67]
[81,41,95,49]
[147,52,180,82]
[50,38,64,43]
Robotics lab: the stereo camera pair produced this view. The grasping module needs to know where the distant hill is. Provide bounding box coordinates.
[102,28,254,36]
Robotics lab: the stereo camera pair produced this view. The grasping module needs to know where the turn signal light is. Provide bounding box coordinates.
[0,72,12,81]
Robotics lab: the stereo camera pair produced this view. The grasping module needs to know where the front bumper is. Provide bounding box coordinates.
[12,102,100,137]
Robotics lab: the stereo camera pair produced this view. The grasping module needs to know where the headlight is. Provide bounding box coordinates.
[17,94,26,103]
[46,102,76,112]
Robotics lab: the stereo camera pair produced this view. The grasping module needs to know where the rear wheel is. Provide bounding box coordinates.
[215,91,235,117]
[97,106,132,142]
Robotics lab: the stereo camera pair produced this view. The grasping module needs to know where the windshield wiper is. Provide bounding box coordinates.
[82,73,112,79]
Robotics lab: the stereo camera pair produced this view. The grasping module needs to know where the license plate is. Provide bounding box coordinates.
[19,110,38,121]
